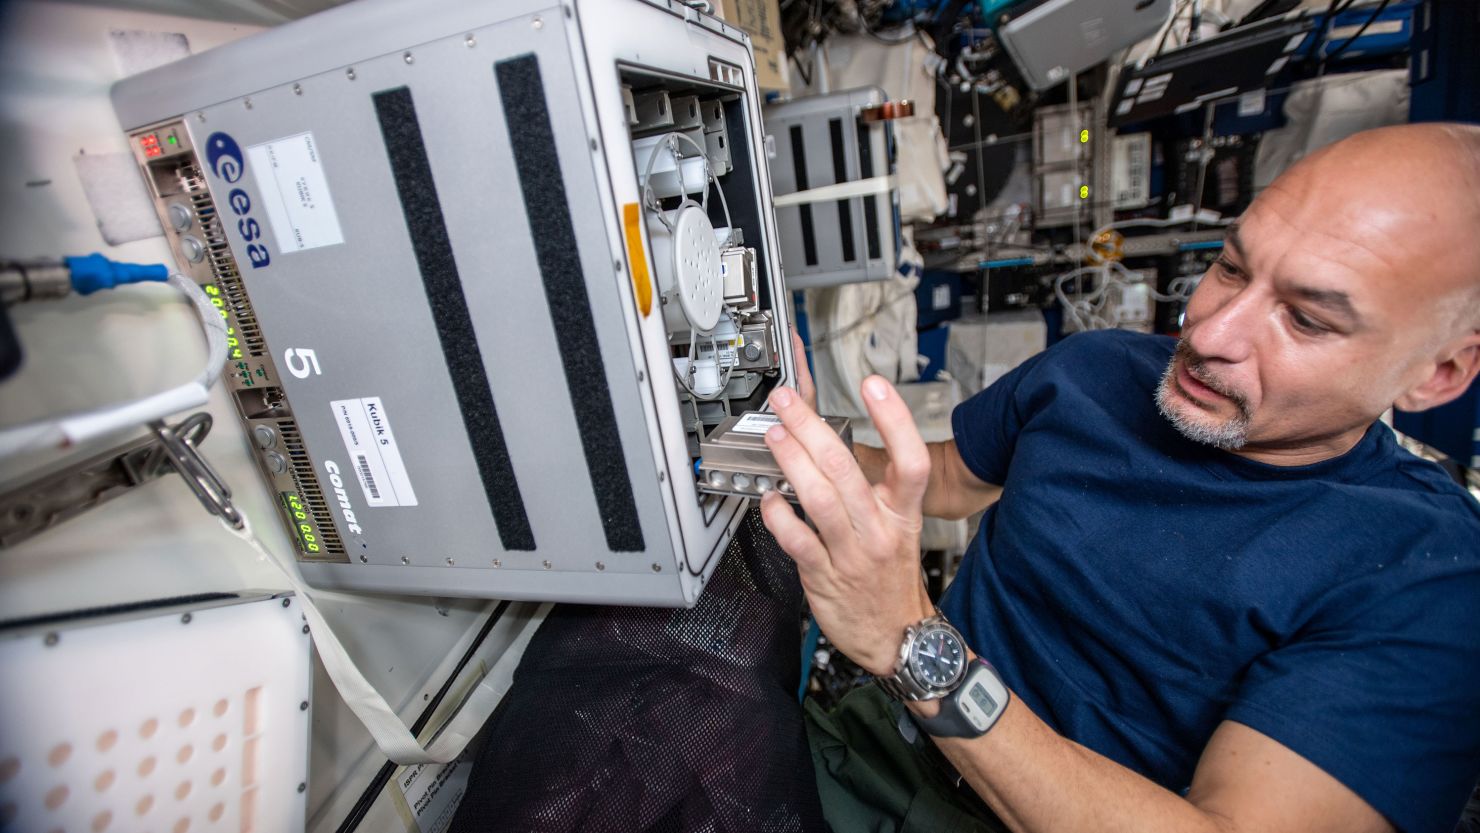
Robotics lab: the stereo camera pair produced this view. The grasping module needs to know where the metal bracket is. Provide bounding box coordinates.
[0,411,242,548]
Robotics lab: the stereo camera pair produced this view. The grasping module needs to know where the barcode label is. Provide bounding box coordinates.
[330,396,418,507]
[731,412,783,435]
[356,455,381,500]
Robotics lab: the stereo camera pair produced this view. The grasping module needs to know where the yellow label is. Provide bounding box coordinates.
[622,202,653,317]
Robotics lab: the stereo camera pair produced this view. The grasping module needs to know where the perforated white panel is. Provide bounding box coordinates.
[0,593,312,833]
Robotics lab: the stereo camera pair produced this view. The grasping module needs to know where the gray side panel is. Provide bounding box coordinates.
[112,0,553,129]
[299,561,685,606]
[177,13,673,598]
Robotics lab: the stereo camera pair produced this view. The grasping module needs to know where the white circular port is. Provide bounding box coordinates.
[708,470,726,488]
[755,476,772,493]
[730,473,752,491]
[670,203,723,333]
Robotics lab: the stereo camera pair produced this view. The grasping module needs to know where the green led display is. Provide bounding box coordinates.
[279,492,322,554]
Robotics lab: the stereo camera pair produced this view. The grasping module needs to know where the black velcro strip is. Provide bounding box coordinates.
[790,124,818,267]
[495,55,645,553]
[858,121,882,261]
[829,118,856,263]
[372,86,536,552]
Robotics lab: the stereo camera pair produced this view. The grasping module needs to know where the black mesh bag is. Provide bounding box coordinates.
[451,508,826,833]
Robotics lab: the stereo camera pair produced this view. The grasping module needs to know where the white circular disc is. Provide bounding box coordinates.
[670,203,723,333]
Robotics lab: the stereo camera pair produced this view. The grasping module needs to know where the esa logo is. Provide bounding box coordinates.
[203,132,271,269]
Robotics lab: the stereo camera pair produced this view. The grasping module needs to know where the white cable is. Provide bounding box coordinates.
[225,513,551,764]
[0,274,228,460]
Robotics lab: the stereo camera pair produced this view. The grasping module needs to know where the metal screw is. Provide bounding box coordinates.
[346,67,357,81]
[651,563,662,572]
[423,693,430,701]
[301,624,310,634]
[636,370,645,382]
[359,554,367,563]
[401,556,410,565]
[297,782,306,793]
[596,561,606,571]
[533,17,544,30]
[615,259,624,273]
[243,97,252,110]
[542,559,553,570]
[446,557,455,566]
[196,111,206,122]
[590,138,599,151]
[43,632,59,647]
[658,471,666,482]
[282,598,291,607]
[465,34,476,47]
[299,701,309,711]
[403,51,414,64]
[492,559,502,568]
[293,83,303,95]
[181,613,193,625]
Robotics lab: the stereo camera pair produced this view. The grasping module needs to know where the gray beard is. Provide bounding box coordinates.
[1155,358,1251,451]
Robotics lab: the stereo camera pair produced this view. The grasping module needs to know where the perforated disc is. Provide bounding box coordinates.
[670,203,723,333]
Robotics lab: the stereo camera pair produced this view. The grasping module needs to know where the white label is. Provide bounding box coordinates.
[1237,89,1266,117]
[330,397,418,506]
[1328,19,1403,39]
[247,131,344,253]
[932,283,952,311]
[396,752,472,833]
[732,412,782,435]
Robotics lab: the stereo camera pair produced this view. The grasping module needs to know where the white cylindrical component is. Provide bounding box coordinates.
[730,472,752,491]
[690,356,722,397]
[647,203,723,334]
[635,135,708,199]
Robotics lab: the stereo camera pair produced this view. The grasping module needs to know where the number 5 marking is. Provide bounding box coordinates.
[283,347,322,379]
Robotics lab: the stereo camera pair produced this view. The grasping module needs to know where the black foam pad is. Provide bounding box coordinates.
[372,85,536,552]
[495,54,645,553]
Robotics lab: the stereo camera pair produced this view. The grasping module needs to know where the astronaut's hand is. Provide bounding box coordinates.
[759,376,934,677]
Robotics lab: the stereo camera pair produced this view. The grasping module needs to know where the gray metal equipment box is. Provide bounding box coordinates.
[998,0,1173,91]
[764,87,898,289]
[111,0,800,607]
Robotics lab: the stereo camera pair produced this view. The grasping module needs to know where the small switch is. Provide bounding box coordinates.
[252,425,278,449]
[180,235,205,263]
[167,203,193,232]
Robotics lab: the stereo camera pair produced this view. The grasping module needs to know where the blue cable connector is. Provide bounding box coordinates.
[64,253,170,295]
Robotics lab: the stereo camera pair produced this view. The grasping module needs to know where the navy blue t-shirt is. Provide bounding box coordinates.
[941,329,1480,833]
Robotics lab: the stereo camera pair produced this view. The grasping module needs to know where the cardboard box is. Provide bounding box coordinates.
[712,0,787,91]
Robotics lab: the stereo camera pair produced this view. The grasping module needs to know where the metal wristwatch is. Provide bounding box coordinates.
[876,611,970,701]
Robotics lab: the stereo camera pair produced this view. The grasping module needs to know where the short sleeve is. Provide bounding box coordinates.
[950,348,1052,486]
[1223,563,1480,833]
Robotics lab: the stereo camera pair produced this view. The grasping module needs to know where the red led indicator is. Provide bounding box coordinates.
[140,133,163,158]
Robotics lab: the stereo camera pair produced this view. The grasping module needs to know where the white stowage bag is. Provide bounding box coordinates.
[806,230,924,419]
[1254,69,1410,191]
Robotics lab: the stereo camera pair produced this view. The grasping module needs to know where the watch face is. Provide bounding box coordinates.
[909,625,966,690]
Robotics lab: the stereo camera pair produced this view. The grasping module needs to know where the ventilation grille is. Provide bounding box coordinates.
[275,417,346,557]
[177,163,267,358]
